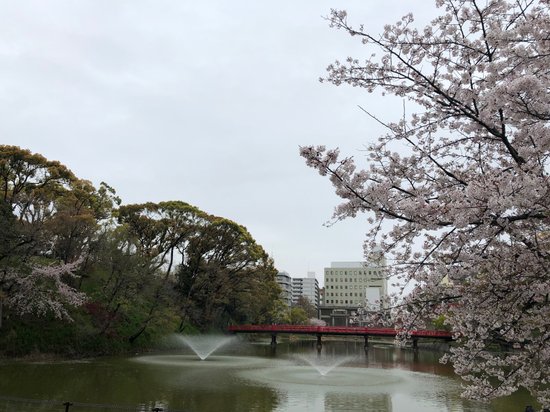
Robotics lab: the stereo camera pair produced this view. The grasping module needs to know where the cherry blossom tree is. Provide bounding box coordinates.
[301,0,550,407]
[0,146,116,326]
[2,259,86,322]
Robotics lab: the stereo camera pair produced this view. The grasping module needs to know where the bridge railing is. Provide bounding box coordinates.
[227,324,453,339]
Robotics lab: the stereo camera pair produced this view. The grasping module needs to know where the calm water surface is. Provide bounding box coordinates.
[0,339,535,412]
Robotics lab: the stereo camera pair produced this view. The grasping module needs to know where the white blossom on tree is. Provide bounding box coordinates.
[301,0,550,406]
[3,259,86,321]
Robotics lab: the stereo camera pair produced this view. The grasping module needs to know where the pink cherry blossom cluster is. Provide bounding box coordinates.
[303,0,550,406]
[4,257,86,322]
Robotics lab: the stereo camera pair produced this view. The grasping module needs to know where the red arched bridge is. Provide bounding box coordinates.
[227,324,453,349]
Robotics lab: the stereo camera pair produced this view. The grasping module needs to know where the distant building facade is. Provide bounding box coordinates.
[291,272,320,308]
[323,261,387,307]
[276,271,293,307]
[320,259,388,326]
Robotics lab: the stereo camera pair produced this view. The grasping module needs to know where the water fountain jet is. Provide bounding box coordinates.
[294,354,356,376]
[173,334,236,360]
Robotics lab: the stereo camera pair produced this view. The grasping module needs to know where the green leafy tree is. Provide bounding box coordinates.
[0,146,98,324]
[177,217,280,330]
[289,307,309,325]
[0,146,280,354]
[117,201,208,342]
[293,296,317,319]
[267,299,291,325]
[49,180,119,263]
[0,145,76,260]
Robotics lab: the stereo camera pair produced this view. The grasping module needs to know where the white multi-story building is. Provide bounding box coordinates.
[276,271,293,307]
[291,272,320,308]
[323,261,388,309]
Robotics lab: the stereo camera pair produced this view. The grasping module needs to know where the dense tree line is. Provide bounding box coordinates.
[0,145,283,356]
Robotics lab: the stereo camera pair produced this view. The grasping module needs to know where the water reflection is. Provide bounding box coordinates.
[238,358,467,412]
[0,339,536,412]
[325,392,392,412]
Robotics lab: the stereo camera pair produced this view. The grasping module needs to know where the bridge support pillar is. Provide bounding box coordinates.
[271,334,277,346]
[316,334,322,353]
[364,335,369,352]
[412,338,418,351]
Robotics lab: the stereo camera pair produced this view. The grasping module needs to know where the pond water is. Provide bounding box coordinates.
[0,338,535,412]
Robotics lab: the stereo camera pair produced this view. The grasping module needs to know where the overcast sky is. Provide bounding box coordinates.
[0,1,439,286]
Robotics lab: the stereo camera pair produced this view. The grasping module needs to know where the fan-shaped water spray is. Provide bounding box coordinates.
[172,334,236,360]
[294,353,356,376]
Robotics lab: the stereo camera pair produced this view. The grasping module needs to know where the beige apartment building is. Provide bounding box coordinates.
[321,261,388,325]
